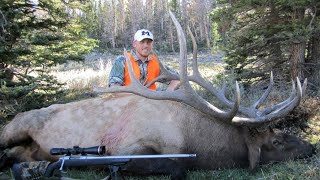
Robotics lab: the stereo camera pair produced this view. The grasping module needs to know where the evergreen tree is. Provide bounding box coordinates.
[212,0,320,87]
[0,0,97,119]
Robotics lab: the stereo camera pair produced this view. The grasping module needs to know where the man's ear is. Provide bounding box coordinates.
[132,40,137,47]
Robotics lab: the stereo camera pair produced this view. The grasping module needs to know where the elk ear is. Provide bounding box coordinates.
[247,144,261,171]
[245,129,262,171]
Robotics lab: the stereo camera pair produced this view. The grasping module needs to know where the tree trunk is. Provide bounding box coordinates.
[204,17,211,48]
[289,42,306,80]
[289,7,306,81]
[309,34,320,88]
[111,0,116,48]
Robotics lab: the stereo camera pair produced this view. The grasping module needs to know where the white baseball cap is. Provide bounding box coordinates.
[134,29,154,41]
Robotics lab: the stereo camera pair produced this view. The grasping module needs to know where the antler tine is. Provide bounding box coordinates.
[168,10,189,89]
[259,78,297,116]
[186,23,240,119]
[232,72,276,117]
[144,51,179,88]
[232,78,306,127]
[302,78,307,96]
[253,72,274,109]
[187,26,199,76]
[242,77,306,119]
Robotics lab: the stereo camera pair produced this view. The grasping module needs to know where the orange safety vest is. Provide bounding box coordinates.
[123,53,160,90]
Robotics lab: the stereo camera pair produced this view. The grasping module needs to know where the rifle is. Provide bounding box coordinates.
[13,146,196,180]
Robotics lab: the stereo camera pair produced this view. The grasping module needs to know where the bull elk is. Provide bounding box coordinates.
[0,11,315,179]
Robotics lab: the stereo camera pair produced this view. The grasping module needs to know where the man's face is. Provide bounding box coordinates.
[133,39,153,59]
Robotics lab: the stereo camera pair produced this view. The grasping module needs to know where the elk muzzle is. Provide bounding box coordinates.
[260,133,315,164]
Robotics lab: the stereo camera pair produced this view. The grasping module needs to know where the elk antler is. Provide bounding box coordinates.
[231,78,306,127]
[94,10,240,122]
[94,10,306,128]
[185,20,307,127]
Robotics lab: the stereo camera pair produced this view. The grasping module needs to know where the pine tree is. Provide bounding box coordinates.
[0,0,97,119]
[212,0,320,87]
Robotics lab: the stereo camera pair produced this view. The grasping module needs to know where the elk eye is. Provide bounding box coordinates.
[272,140,282,146]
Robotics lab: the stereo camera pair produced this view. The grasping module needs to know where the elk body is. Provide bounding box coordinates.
[0,94,314,174]
[0,11,315,179]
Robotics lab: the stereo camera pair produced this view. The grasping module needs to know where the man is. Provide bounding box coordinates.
[108,29,179,91]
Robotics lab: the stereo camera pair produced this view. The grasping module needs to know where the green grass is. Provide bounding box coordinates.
[47,155,320,179]
[1,156,319,179]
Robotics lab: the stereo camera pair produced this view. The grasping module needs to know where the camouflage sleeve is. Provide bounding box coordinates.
[108,55,125,87]
[12,161,51,180]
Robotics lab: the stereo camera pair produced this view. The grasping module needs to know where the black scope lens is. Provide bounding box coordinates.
[50,146,106,155]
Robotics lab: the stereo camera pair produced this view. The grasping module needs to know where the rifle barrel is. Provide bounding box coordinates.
[64,154,196,160]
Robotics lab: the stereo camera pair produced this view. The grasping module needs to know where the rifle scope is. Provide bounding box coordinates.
[50,146,106,155]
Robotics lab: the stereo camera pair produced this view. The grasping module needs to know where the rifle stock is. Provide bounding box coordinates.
[44,156,130,177]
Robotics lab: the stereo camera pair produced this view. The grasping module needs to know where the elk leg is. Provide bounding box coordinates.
[0,139,55,170]
[0,122,34,169]
[122,158,186,180]
[0,142,40,169]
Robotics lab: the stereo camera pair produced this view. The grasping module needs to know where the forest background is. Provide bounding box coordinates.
[1,0,319,118]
